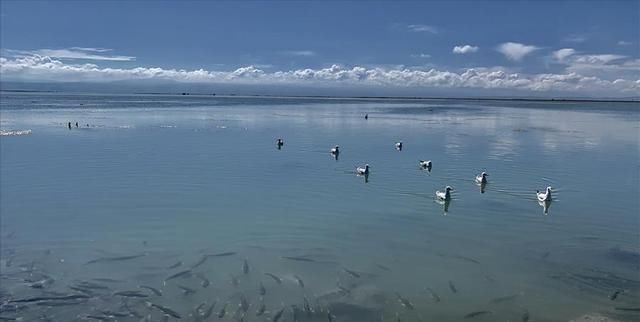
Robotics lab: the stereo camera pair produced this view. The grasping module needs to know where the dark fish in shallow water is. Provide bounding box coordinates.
[10,294,90,303]
[243,259,250,274]
[167,261,182,269]
[113,290,148,298]
[264,273,282,284]
[449,281,458,293]
[218,303,228,318]
[490,294,520,303]
[69,286,95,295]
[259,282,267,295]
[178,285,196,295]
[464,311,492,318]
[483,275,495,283]
[190,256,208,269]
[240,295,250,312]
[209,251,237,257]
[272,307,285,322]
[85,254,145,265]
[395,293,414,310]
[343,268,361,278]
[256,302,266,316]
[164,269,192,282]
[610,290,622,300]
[139,285,162,296]
[147,302,182,319]
[282,256,315,262]
[195,273,210,288]
[426,287,441,302]
[294,275,305,288]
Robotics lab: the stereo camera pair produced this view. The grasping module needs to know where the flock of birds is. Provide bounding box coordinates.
[275,137,553,205]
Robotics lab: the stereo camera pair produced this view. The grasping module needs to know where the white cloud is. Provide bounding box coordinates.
[1,54,637,96]
[282,50,316,57]
[552,48,576,62]
[411,53,431,58]
[9,48,135,61]
[571,54,626,64]
[564,34,588,43]
[452,45,479,54]
[407,24,438,34]
[618,40,632,46]
[496,42,539,61]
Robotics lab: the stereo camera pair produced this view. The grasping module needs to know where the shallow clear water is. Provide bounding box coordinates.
[1,93,639,321]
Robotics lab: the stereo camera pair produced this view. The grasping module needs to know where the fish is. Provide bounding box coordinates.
[448,281,458,293]
[209,251,237,257]
[85,254,145,265]
[343,268,361,278]
[426,287,441,302]
[147,302,182,319]
[113,290,149,298]
[256,302,266,316]
[190,255,208,269]
[217,303,228,318]
[490,294,519,304]
[10,294,90,303]
[203,301,216,319]
[259,282,267,295]
[167,261,182,269]
[395,293,414,310]
[139,285,162,296]
[164,269,192,282]
[178,285,196,295]
[522,309,530,322]
[195,274,210,288]
[272,307,285,322]
[610,290,622,300]
[240,295,250,312]
[614,307,640,311]
[282,256,316,262]
[464,311,492,318]
[294,275,305,288]
[264,273,282,284]
[243,259,250,274]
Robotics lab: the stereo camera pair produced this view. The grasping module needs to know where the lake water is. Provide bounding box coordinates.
[1,92,638,322]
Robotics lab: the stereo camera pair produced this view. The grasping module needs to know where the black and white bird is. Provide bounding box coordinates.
[419,160,432,169]
[356,164,370,175]
[395,141,403,150]
[330,146,340,155]
[436,186,453,201]
[536,186,552,202]
[475,172,488,184]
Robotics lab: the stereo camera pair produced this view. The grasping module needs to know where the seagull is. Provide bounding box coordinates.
[419,160,432,169]
[356,164,370,175]
[395,141,403,150]
[475,172,488,184]
[436,186,453,201]
[276,138,284,147]
[536,186,552,202]
[330,146,340,155]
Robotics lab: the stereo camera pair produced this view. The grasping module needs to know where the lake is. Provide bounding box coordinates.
[1,92,638,321]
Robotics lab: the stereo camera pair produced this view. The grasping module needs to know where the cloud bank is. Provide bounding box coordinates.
[452,45,479,54]
[1,54,638,96]
[497,42,539,61]
[8,48,135,61]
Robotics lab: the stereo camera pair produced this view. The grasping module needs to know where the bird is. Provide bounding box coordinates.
[536,186,552,202]
[356,164,369,175]
[436,186,453,201]
[395,141,403,150]
[330,146,340,155]
[276,138,284,147]
[419,160,432,169]
[475,172,488,184]
[364,114,368,120]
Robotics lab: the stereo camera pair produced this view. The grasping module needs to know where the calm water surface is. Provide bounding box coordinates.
[1,93,639,321]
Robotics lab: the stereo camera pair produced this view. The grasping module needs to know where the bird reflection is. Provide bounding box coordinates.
[436,199,451,215]
[478,182,487,194]
[362,172,369,183]
[539,200,551,215]
[276,138,284,150]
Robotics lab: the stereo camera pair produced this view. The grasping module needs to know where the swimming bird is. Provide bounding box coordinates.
[536,186,552,202]
[395,141,403,150]
[436,186,453,201]
[276,138,284,146]
[356,164,370,175]
[475,172,488,184]
[330,146,339,155]
[419,160,432,169]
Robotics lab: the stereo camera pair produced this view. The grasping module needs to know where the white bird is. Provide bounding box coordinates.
[330,146,340,154]
[395,141,403,150]
[436,186,453,201]
[419,160,432,169]
[475,172,488,184]
[536,186,552,202]
[356,164,370,175]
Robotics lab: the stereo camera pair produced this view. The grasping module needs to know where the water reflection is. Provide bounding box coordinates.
[539,200,552,215]
[436,199,451,215]
[478,182,487,194]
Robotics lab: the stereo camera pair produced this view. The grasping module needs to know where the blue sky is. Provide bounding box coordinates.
[1,1,638,97]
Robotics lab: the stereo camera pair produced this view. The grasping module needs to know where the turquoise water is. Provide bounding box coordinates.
[1,93,639,321]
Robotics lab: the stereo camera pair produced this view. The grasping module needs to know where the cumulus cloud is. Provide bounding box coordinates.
[617,40,632,46]
[552,48,576,62]
[452,45,479,54]
[1,54,637,96]
[282,50,316,57]
[407,24,438,34]
[9,48,135,61]
[497,42,539,61]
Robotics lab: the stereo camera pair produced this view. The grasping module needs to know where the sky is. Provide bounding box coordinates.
[0,0,638,97]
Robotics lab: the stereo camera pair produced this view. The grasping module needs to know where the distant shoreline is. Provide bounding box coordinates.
[1,89,638,103]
